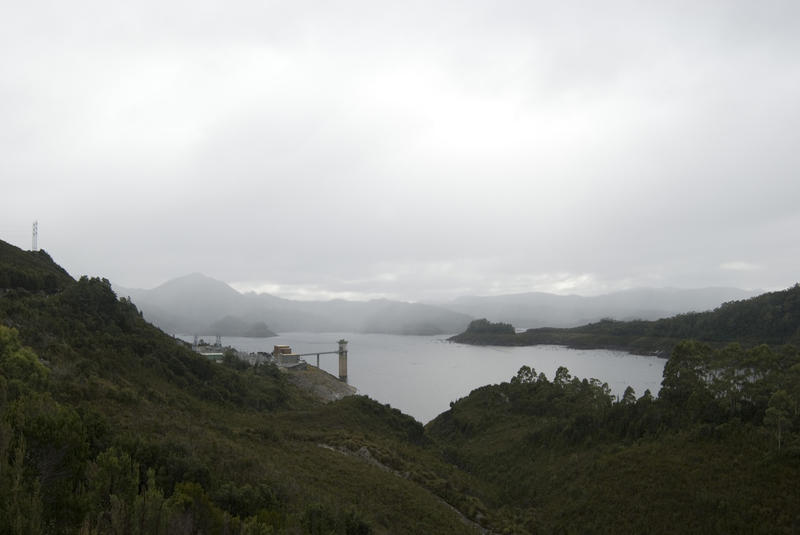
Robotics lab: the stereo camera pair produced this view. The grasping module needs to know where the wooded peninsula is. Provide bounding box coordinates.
[450,285,800,356]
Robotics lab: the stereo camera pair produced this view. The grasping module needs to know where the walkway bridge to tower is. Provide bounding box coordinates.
[272,339,349,382]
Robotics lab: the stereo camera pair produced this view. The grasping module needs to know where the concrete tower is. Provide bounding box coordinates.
[338,339,348,382]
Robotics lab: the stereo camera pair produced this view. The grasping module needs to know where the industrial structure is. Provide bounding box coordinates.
[192,334,225,361]
[189,335,349,382]
[273,339,348,382]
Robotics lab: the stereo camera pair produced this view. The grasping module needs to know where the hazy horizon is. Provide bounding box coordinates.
[3,1,798,302]
[116,270,765,305]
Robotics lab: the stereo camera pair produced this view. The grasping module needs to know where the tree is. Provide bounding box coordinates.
[511,366,536,384]
[0,325,49,398]
[222,349,248,371]
[464,319,515,335]
[621,386,636,405]
[659,341,712,414]
[554,366,571,386]
[764,390,792,451]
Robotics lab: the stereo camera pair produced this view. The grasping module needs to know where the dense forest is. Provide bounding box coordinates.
[450,285,800,355]
[3,239,800,533]
[428,341,800,532]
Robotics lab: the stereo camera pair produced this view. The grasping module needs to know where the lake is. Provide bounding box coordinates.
[189,332,666,423]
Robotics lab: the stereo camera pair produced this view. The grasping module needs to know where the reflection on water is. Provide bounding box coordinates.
[184,332,666,424]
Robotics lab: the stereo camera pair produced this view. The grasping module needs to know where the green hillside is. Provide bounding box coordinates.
[0,241,485,534]
[0,240,73,293]
[427,341,800,533]
[450,284,800,355]
[4,238,800,534]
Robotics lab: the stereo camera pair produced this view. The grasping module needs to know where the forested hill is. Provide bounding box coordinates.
[0,240,487,534]
[6,238,800,533]
[0,241,72,292]
[427,340,800,533]
[450,284,800,354]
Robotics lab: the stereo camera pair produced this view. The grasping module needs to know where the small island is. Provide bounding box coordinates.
[450,318,678,355]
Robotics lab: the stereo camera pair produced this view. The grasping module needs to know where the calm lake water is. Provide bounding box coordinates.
[189,332,666,423]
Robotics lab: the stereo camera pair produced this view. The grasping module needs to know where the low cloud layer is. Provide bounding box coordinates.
[2,1,798,301]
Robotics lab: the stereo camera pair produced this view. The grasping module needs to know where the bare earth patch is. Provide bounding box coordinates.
[285,365,357,402]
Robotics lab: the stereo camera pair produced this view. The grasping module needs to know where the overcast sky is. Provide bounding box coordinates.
[2,1,799,302]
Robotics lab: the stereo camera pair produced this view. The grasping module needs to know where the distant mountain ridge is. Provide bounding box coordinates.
[118,273,763,337]
[116,273,473,336]
[450,283,800,355]
[441,286,762,329]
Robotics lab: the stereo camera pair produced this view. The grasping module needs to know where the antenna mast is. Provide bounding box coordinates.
[32,221,38,251]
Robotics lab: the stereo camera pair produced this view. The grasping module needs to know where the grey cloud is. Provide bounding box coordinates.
[2,1,799,300]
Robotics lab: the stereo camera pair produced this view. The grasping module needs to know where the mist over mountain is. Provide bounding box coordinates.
[206,316,277,338]
[118,273,759,338]
[440,287,762,329]
[116,273,472,336]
